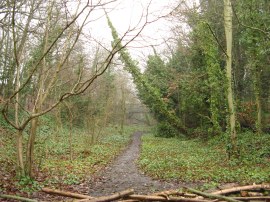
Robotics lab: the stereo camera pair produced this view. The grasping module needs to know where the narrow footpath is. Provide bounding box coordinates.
[88,131,188,196]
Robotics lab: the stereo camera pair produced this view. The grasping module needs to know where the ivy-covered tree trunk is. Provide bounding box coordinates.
[120,85,126,135]
[224,0,237,154]
[106,15,187,135]
[253,62,262,134]
[197,22,224,135]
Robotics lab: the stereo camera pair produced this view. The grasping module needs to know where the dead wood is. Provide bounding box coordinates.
[152,190,198,198]
[0,194,38,202]
[77,189,134,202]
[185,187,242,202]
[233,196,270,201]
[211,184,270,195]
[184,194,200,198]
[128,194,212,202]
[42,185,270,202]
[152,190,181,196]
[42,187,93,199]
[240,191,264,197]
[151,190,181,200]
[119,200,139,202]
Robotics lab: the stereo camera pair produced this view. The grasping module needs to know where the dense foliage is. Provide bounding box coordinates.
[140,0,270,137]
[0,0,269,195]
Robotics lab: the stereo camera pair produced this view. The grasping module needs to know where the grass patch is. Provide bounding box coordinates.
[138,132,270,184]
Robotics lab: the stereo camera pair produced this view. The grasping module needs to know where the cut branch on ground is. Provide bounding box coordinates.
[76,189,134,202]
[211,184,270,195]
[184,187,242,202]
[42,187,93,199]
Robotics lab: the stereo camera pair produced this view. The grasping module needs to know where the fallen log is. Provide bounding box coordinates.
[42,187,93,199]
[0,194,38,202]
[233,196,270,201]
[77,189,134,202]
[211,184,270,195]
[185,187,242,202]
[128,194,212,202]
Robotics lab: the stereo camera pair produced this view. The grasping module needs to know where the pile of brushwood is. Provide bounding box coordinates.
[1,184,269,202]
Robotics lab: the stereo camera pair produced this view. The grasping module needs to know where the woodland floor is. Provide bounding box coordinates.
[1,131,193,201]
[87,131,192,196]
[1,130,269,201]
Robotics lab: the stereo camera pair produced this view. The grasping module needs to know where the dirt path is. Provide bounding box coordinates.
[88,131,189,196]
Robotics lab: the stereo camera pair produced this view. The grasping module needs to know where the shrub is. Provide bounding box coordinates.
[155,122,178,138]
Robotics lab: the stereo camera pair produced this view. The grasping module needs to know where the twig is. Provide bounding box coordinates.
[204,22,228,58]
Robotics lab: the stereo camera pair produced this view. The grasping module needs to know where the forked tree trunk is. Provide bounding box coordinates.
[15,48,24,176]
[224,0,237,155]
[26,117,39,178]
[16,130,25,176]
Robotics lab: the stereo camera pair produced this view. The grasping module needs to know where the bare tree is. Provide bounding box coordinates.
[1,0,148,178]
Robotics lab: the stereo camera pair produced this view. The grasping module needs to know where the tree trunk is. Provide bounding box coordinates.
[14,51,24,175]
[120,85,126,135]
[55,106,63,132]
[16,129,25,176]
[65,102,73,161]
[26,117,39,178]
[224,0,237,155]
[254,70,262,134]
[255,90,262,134]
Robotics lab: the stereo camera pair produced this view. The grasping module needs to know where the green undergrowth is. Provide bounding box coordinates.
[0,112,142,192]
[138,132,270,185]
[40,125,137,187]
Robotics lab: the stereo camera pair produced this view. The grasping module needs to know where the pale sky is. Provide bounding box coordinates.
[84,0,178,60]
